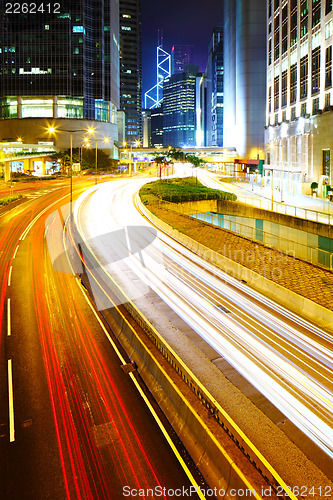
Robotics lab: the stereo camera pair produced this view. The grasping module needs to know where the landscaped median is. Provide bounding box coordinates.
[0,194,23,207]
[140,176,237,204]
[139,178,333,331]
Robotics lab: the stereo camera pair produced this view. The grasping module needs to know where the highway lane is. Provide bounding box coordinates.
[74,178,333,462]
[1,181,204,499]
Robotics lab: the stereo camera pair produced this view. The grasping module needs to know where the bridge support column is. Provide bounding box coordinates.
[4,161,11,182]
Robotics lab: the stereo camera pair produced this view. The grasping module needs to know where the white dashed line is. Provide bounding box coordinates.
[8,266,12,286]
[13,245,19,259]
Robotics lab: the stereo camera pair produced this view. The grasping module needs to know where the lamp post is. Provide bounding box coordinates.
[48,126,91,216]
[85,133,110,177]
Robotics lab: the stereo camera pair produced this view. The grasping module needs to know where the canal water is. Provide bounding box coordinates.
[190,212,333,269]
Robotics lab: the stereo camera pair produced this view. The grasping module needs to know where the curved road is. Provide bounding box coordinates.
[74,178,333,463]
[0,181,204,499]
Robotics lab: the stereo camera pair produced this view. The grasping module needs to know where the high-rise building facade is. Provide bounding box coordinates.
[205,25,224,147]
[266,0,333,194]
[171,45,193,74]
[163,66,199,148]
[223,0,266,158]
[119,0,142,145]
[0,0,119,149]
[150,107,164,148]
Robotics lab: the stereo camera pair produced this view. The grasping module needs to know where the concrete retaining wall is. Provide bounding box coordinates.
[160,198,333,238]
[100,304,277,500]
[141,201,333,335]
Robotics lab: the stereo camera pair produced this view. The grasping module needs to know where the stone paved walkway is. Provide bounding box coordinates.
[149,205,333,312]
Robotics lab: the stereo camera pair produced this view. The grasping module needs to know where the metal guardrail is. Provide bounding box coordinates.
[236,193,333,226]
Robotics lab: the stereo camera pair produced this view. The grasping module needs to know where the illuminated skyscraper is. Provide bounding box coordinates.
[163,65,200,147]
[0,0,119,149]
[119,0,142,145]
[223,0,266,158]
[205,25,224,147]
[266,0,333,194]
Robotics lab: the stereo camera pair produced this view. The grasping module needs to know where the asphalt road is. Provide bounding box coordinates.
[74,178,333,467]
[0,181,204,499]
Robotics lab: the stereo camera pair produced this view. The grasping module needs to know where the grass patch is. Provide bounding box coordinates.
[140,177,237,204]
[0,194,23,206]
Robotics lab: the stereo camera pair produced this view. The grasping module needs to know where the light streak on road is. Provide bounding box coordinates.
[1,184,198,498]
[74,179,333,460]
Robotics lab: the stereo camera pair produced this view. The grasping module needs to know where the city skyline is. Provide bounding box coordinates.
[141,0,223,96]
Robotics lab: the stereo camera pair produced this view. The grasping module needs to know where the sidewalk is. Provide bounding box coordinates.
[200,171,333,225]
[235,180,333,214]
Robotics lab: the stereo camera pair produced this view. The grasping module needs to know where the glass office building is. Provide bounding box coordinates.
[163,66,199,148]
[119,0,142,145]
[0,0,119,149]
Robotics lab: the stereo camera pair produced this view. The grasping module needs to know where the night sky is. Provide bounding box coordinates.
[141,0,223,99]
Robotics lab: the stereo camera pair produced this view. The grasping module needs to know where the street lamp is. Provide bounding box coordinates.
[48,126,92,215]
[86,131,110,174]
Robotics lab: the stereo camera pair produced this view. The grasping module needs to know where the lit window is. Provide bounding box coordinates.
[73,26,85,34]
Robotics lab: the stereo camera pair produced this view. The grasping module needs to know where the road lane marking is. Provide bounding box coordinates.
[8,359,15,442]
[7,299,11,336]
[8,266,12,286]
[76,281,208,500]
[19,192,70,241]
[13,245,19,259]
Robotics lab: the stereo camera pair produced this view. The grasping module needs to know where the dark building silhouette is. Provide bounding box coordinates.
[150,107,163,148]
[171,45,193,74]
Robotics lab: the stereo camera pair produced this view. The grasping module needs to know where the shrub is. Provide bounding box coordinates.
[139,178,237,204]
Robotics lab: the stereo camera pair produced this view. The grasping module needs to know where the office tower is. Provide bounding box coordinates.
[142,109,151,147]
[119,0,142,145]
[223,0,266,158]
[266,0,333,194]
[0,1,119,150]
[150,107,164,148]
[171,45,193,74]
[163,65,199,147]
[205,25,224,147]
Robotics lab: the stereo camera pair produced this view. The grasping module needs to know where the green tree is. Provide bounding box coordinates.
[50,147,114,172]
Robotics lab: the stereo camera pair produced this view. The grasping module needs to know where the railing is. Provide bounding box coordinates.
[236,193,333,225]
[190,211,333,271]
[147,197,333,271]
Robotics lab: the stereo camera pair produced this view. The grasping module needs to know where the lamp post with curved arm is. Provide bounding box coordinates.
[48,126,91,215]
